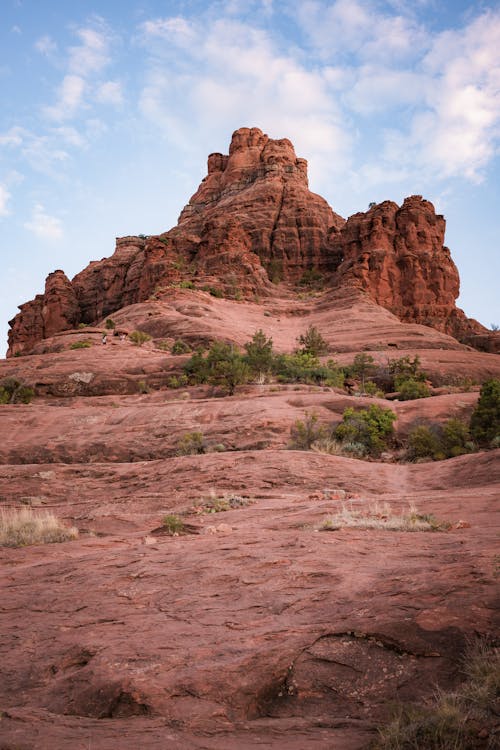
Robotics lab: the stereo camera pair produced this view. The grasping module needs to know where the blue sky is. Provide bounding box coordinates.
[1,0,499,354]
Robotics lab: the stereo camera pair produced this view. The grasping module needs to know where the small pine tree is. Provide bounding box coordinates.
[297,325,328,356]
[244,329,274,377]
[470,379,500,445]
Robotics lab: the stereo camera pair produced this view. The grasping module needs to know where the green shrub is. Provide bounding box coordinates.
[0,378,35,404]
[137,380,150,394]
[267,259,283,283]
[290,412,327,450]
[179,280,195,289]
[297,268,324,289]
[167,374,189,389]
[273,352,343,386]
[297,325,329,356]
[184,341,250,394]
[105,318,115,330]
[361,380,384,397]
[162,514,185,535]
[407,424,442,460]
[244,329,274,378]
[407,419,473,461]
[129,330,152,346]
[441,418,471,457]
[470,379,500,445]
[176,431,205,456]
[334,404,396,455]
[396,378,431,400]
[70,340,92,350]
[201,285,224,298]
[171,339,191,355]
[350,353,376,389]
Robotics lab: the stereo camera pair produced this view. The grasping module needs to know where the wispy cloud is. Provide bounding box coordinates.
[139,14,352,187]
[35,34,57,56]
[95,80,123,105]
[24,203,64,240]
[44,74,86,121]
[0,185,11,217]
[43,18,118,123]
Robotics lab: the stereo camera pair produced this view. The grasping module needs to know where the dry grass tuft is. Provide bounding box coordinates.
[373,639,500,749]
[320,502,449,532]
[0,507,78,547]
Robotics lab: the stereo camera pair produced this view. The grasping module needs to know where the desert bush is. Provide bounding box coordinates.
[137,380,150,394]
[297,325,329,356]
[0,508,78,547]
[349,353,376,390]
[274,352,343,386]
[470,379,500,445]
[0,377,34,404]
[162,514,185,535]
[171,339,191,355]
[441,418,471,457]
[297,268,324,289]
[201,285,224,298]
[129,330,152,346]
[178,280,195,289]
[183,341,250,394]
[194,491,249,514]
[267,258,283,283]
[361,380,385,397]
[334,404,396,455]
[290,411,328,450]
[374,639,499,749]
[70,340,92,350]
[105,318,115,330]
[167,374,189,389]
[407,424,443,460]
[176,431,205,456]
[396,378,431,400]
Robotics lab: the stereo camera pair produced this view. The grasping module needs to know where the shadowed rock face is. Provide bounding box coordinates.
[7,127,493,357]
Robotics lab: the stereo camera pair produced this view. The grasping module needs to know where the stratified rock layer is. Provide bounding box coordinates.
[7,127,490,356]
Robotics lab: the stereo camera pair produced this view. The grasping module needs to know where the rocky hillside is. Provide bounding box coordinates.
[1,129,499,750]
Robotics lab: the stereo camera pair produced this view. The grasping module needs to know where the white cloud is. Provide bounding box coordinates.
[139,15,352,186]
[35,35,57,55]
[0,184,11,217]
[0,126,25,147]
[95,80,123,105]
[44,74,86,121]
[378,9,500,181]
[24,203,64,240]
[68,25,110,76]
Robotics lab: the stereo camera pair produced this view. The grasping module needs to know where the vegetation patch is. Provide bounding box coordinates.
[191,491,251,515]
[129,330,152,346]
[70,340,92,350]
[0,508,78,547]
[470,379,500,446]
[373,639,500,749]
[407,418,474,461]
[0,377,35,404]
[320,503,450,532]
[176,431,206,456]
[162,514,186,535]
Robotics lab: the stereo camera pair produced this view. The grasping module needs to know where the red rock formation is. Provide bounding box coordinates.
[6,130,489,356]
[8,270,79,357]
[330,196,485,339]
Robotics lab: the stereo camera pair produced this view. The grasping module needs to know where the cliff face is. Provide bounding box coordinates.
[7,127,490,357]
[329,196,484,340]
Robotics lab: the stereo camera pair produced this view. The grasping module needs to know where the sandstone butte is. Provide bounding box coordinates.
[1,127,499,749]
